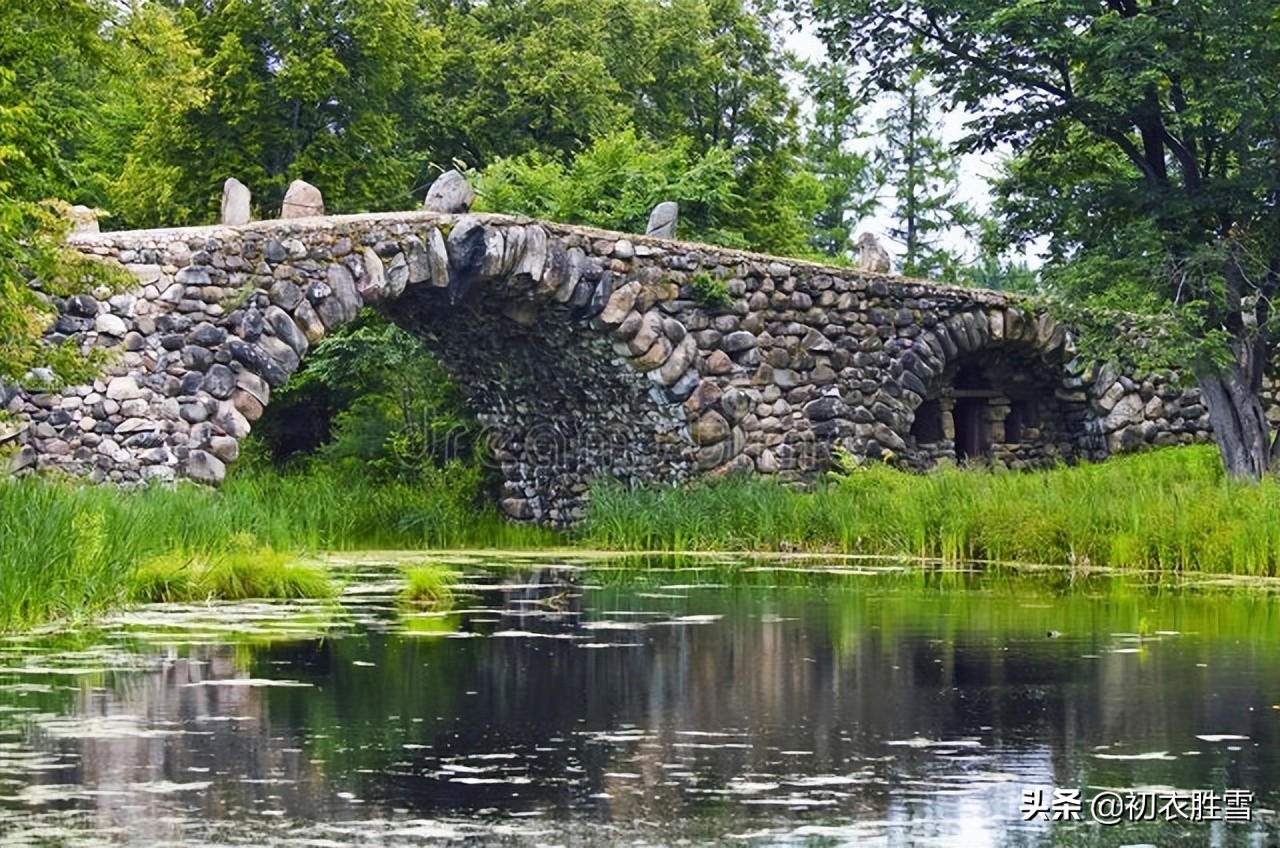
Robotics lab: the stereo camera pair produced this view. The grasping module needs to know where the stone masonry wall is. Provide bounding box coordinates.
[5,211,1214,524]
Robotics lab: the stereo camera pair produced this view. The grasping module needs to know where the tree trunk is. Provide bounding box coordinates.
[1197,346,1273,479]
[1194,237,1280,479]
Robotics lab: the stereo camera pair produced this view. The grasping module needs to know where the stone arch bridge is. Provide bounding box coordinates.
[7,211,1213,524]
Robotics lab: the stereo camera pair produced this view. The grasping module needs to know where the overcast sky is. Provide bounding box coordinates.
[781,19,1018,269]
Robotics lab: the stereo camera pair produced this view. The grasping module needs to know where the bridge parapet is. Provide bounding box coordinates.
[8,211,1215,523]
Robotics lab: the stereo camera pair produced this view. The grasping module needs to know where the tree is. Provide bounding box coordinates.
[873,66,977,281]
[0,0,104,203]
[149,0,443,222]
[474,128,744,244]
[420,0,633,170]
[127,0,820,253]
[806,0,1280,478]
[630,0,825,254]
[797,60,878,260]
[0,0,125,385]
[448,0,828,255]
[79,3,209,229]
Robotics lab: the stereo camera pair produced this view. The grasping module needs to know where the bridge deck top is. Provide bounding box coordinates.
[67,209,1018,306]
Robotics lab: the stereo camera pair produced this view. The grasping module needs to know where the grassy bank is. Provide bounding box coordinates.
[583,445,1280,575]
[0,467,552,631]
[4,444,1278,632]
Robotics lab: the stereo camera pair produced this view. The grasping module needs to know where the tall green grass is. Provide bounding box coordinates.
[4,444,1277,632]
[126,536,337,604]
[398,561,460,610]
[582,445,1280,576]
[0,465,553,631]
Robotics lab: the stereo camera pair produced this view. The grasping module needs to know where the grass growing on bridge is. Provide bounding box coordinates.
[582,445,1280,576]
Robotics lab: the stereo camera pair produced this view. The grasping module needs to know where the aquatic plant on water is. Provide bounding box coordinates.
[126,537,336,603]
[398,562,460,610]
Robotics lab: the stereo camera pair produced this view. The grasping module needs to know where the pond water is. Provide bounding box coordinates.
[0,555,1278,847]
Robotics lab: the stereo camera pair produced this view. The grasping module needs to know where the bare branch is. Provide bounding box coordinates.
[915,12,1071,102]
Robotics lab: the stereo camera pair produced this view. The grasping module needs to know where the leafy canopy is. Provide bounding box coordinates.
[474,129,744,246]
[807,0,1280,364]
[0,0,134,385]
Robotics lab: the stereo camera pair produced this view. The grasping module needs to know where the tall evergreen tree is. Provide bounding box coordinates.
[798,60,878,261]
[873,66,976,280]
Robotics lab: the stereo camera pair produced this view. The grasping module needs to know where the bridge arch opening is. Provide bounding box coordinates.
[900,311,1090,469]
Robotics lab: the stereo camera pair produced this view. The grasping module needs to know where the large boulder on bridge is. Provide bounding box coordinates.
[424,170,475,214]
[221,178,252,226]
[280,180,324,218]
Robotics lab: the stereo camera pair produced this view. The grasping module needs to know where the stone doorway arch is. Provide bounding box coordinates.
[895,307,1090,469]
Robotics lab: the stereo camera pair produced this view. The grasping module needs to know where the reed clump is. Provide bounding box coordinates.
[398,562,460,610]
[126,536,335,604]
[3,444,1277,633]
[0,465,551,631]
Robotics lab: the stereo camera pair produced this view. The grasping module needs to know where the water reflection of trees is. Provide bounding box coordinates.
[2,577,1277,845]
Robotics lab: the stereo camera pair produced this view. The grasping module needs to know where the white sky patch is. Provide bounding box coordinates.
[779,17,1047,271]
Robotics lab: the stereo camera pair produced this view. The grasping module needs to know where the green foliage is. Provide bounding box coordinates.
[0,464,555,631]
[422,0,633,169]
[0,2,164,385]
[790,54,980,272]
[125,551,203,604]
[253,312,475,476]
[873,66,978,281]
[240,317,517,568]
[688,271,732,307]
[0,0,104,202]
[127,540,335,603]
[418,0,827,255]
[807,0,1280,472]
[78,3,210,228]
[0,201,130,386]
[583,445,1280,576]
[797,60,878,261]
[137,0,442,222]
[399,562,459,610]
[475,128,742,244]
[29,0,823,243]
[0,481,136,631]
[3,0,855,250]
[956,253,1039,294]
[1038,288,1232,378]
[0,1,122,385]
[597,0,823,255]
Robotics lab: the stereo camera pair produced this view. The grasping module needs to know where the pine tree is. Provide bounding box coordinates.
[798,60,878,261]
[873,66,976,280]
